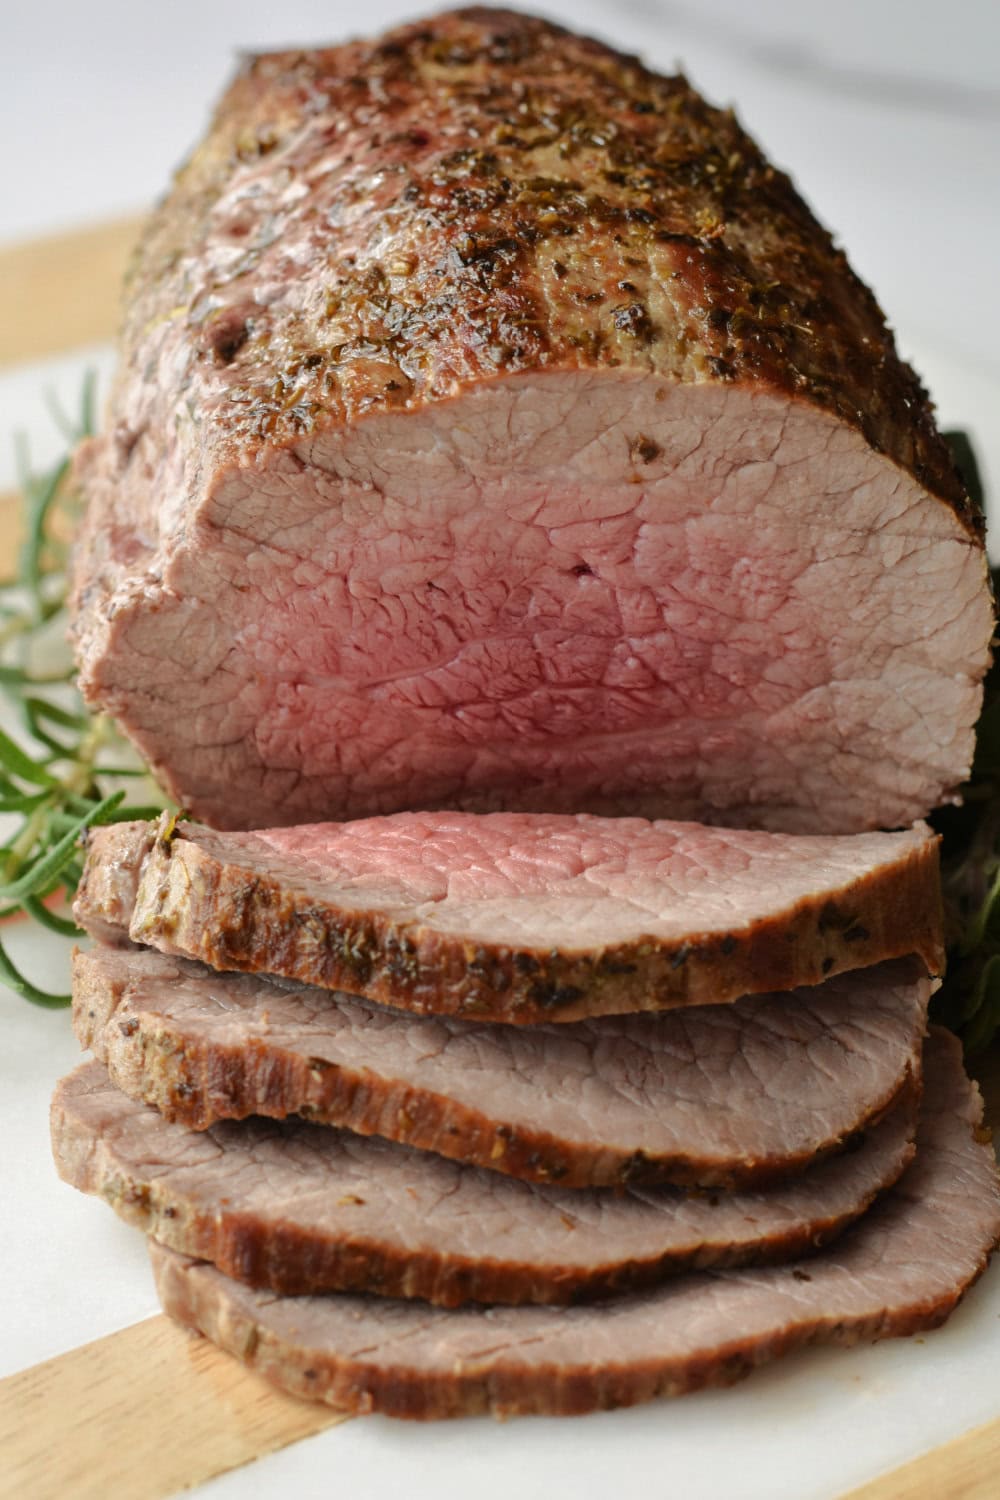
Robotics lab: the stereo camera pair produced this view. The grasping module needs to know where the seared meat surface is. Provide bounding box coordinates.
[73,945,930,1189]
[75,813,942,1022]
[149,1033,1000,1418]
[71,8,992,833]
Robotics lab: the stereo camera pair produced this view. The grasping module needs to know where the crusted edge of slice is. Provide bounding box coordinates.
[147,1030,1000,1418]
[75,817,944,1023]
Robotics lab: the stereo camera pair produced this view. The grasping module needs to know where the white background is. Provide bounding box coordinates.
[2,4,999,1497]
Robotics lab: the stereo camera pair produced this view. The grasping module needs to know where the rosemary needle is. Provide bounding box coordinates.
[0,376,168,1007]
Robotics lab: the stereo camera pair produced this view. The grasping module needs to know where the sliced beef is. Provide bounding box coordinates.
[75,814,942,1023]
[70,9,992,837]
[52,1058,917,1307]
[150,1031,1000,1418]
[74,946,929,1189]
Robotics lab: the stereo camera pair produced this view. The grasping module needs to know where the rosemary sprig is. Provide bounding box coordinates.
[0,378,168,1007]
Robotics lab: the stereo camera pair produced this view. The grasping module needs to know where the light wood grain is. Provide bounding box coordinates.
[0,1315,342,1500]
[843,1415,1000,1500]
[0,490,21,564]
[0,216,142,368]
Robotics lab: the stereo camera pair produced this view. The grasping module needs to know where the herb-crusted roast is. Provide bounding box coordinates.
[51,1058,918,1305]
[70,7,992,834]
[74,813,943,1022]
[149,1032,1000,1419]
[72,946,930,1190]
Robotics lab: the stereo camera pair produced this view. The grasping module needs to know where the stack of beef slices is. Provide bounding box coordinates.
[52,811,1000,1419]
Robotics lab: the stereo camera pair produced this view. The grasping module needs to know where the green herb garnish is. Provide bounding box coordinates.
[0,376,167,1007]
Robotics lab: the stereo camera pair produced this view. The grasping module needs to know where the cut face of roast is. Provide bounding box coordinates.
[148,1031,1000,1419]
[70,11,991,836]
[51,1058,917,1306]
[74,814,942,1022]
[73,946,929,1190]
[74,376,990,838]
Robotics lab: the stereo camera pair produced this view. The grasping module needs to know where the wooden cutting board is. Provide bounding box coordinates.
[0,217,997,1500]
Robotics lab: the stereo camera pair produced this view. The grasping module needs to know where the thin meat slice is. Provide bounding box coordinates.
[70,10,992,837]
[73,947,930,1190]
[150,1031,1000,1419]
[74,813,942,1023]
[51,1058,918,1307]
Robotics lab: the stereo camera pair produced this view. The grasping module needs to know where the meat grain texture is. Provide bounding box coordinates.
[74,945,930,1189]
[150,1032,1000,1419]
[75,813,943,1022]
[52,1059,917,1305]
[70,6,992,835]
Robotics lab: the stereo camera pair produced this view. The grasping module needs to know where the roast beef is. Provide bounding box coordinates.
[149,1032,1000,1418]
[70,7,992,837]
[74,813,942,1022]
[74,945,930,1189]
[52,1058,917,1306]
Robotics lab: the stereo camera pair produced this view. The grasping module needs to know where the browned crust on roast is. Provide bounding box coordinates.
[70,821,153,947]
[100,8,978,537]
[146,1034,1000,1416]
[164,1292,972,1419]
[71,946,923,1190]
[75,819,945,1025]
[150,1241,991,1420]
[51,1070,917,1306]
